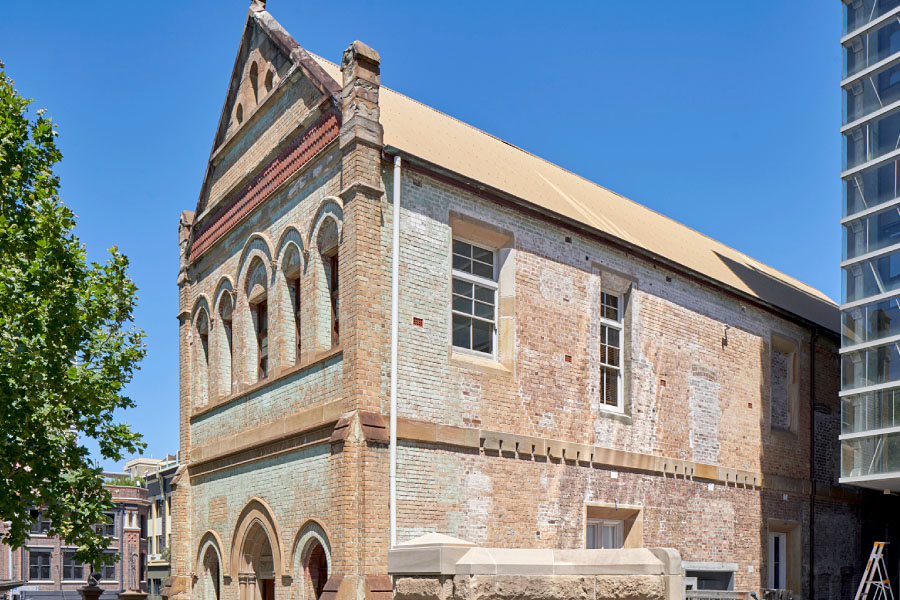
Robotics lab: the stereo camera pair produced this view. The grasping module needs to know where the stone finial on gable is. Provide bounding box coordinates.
[339,40,383,149]
[250,0,266,12]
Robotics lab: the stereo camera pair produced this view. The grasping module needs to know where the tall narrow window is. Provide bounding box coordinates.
[255,299,268,379]
[328,253,339,347]
[599,292,623,410]
[451,239,497,356]
[288,276,301,361]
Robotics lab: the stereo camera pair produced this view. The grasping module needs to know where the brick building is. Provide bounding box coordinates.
[0,484,150,600]
[169,4,887,600]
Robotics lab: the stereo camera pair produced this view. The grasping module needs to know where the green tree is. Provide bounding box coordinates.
[0,61,146,570]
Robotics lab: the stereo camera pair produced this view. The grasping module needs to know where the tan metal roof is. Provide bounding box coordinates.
[311,55,837,331]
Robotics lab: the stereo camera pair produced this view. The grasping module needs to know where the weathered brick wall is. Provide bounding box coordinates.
[386,167,861,598]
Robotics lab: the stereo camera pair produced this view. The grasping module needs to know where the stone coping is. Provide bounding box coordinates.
[388,534,681,577]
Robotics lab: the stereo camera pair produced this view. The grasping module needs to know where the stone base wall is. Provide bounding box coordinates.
[395,575,666,600]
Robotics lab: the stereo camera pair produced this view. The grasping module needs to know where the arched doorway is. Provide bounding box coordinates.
[199,546,221,600]
[304,540,328,600]
[240,521,276,600]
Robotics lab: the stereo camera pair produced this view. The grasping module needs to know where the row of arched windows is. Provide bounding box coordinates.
[191,201,342,408]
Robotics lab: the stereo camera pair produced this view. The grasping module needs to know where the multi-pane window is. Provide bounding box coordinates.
[29,549,52,580]
[101,512,116,537]
[586,519,624,549]
[254,300,268,379]
[101,551,117,581]
[29,511,51,535]
[451,239,496,356]
[63,550,83,580]
[599,292,623,410]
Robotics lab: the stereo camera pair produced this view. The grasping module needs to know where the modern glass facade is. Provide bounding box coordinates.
[841,0,900,489]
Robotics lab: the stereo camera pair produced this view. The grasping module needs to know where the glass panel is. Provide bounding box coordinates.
[842,251,900,302]
[474,300,494,320]
[846,0,900,35]
[453,239,470,258]
[472,260,493,279]
[586,524,597,549]
[844,110,900,170]
[842,430,900,477]
[602,366,619,407]
[453,278,472,297]
[452,314,470,349]
[472,246,493,264]
[601,325,620,367]
[842,296,900,345]
[842,388,900,433]
[844,159,900,216]
[453,295,472,314]
[844,17,900,78]
[844,205,900,259]
[844,63,900,123]
[474,286,494,303]
[452,254,471,272]
[472,319,492,354]
[601,524,617,549]
[601,292,620,321]
[842,342,900,389]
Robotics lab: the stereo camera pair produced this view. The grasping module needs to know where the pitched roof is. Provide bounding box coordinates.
[306,53,837,331]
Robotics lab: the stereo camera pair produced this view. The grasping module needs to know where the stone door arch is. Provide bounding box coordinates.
[231,500,285,600]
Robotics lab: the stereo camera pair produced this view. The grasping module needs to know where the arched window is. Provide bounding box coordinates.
[194,308,210,407]
[215,289,234,398]
[281,245,303,364]
[245,258,269,382]
[265,70,274,93]
[249,62,259,104]
[236,103,244,124]
[315,219,340,349]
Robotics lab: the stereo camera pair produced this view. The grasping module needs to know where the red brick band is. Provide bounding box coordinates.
[190,110,341,261]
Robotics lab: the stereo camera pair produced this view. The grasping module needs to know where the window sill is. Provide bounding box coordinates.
[191,345,343,420]
[596,405,632,424]
[450,350,511,376]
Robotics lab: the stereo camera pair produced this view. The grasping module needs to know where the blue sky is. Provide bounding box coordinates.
[0,1,842,469]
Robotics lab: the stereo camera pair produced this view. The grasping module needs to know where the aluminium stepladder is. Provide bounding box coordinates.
[854,542,895,600]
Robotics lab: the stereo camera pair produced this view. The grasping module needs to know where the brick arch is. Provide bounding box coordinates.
[197,529,228,580]
[235,233,275,292]
[276,226,306,273]
[191,297,212,408]
[290,520,332,600]
[305,198,343,253]
[230,497,286,579]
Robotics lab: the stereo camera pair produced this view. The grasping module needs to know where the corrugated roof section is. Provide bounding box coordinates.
[311,54,837,331]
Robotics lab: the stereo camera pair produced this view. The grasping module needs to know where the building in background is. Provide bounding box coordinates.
[840,1,900,491]
[0,482,149,600]
[139,457,179,600]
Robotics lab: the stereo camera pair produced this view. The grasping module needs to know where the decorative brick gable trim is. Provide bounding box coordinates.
[190,110,340,261]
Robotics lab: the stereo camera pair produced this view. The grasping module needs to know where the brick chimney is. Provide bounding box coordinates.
[339,40,383,150]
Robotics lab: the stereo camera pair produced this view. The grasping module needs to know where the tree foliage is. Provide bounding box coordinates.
[0,61,146,569]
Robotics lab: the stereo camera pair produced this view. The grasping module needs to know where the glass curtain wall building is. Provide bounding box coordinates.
[841,0,900,490]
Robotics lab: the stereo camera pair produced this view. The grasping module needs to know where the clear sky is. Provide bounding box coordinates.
[0,0,842,469]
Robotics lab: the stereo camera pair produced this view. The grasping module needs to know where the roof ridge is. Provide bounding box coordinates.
[309,52,834,308]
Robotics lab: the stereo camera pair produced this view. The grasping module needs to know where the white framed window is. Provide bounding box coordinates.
[586,519,624,549]
[768,532,787,589]
[451,238,497,357]
[599,291,623,412]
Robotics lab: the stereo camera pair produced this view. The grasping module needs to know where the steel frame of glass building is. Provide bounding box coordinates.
[841,0,900,491]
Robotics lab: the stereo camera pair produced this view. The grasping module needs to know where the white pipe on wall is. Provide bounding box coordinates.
[389,155,402,549]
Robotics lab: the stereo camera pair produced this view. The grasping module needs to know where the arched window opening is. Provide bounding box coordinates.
[236,103,244,124]
[314,217,341,351]
[195,309,210,407]
[326,253,339,347]
[265,70,274,93]
[254,299,268,379]
[305,541,328,600]
[217,291,234,398]
[281,245,303,365]
[245,258,269,382]
[250,62,259,104]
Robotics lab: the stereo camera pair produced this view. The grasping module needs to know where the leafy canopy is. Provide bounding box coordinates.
[0,61,146,569]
